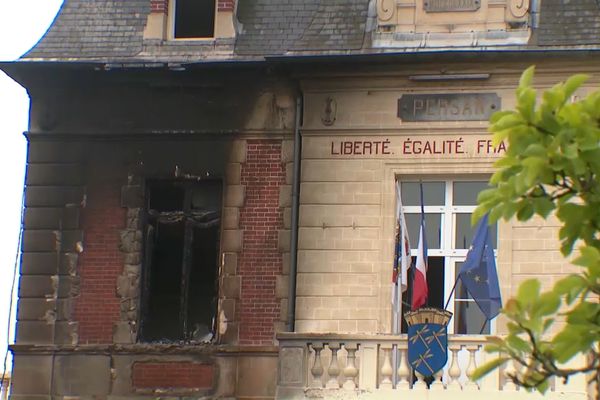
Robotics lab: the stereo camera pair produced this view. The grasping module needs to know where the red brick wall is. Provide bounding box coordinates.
[150,0,168,13]
[73,184,125,343]
[218,0,235,11]
[132,362,214,389]
[238,140,285,345]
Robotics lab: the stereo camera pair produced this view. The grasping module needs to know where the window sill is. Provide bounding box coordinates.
[9,343,279,355]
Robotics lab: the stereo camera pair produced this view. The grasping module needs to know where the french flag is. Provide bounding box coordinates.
[411,184,428,310]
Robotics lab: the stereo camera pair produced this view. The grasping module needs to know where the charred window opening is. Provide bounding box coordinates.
[174,0,216,39]
[139,180,222,343]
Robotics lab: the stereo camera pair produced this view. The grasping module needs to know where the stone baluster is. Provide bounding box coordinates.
[413,371,428,390]
[464,344,480,390]
[396,344,411,390]
[310,342,325,388]
[342,342,359,390]
[379,343,393,389]
[326,342,341,389]
[447,343,463,390]
[430,368,445,390]
[503,359,518,391]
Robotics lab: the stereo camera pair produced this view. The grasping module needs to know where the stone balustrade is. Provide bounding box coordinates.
[276,333,588,399]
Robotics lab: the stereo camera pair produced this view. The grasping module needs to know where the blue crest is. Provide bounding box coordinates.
[405,308,452,377]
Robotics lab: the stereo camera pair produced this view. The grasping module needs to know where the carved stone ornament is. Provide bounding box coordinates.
[321,97,337,126]
[377,0,395,22]
[509,0,529,18]
[424,0,481,12]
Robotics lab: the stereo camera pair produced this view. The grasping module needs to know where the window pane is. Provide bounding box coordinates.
[187,225,220,341]
[454,300,490,334]
[454,262,471,300]
[406,213,441,249]
[175,0,215,38]
[148,181,185,211]
[401,182,444,206]
[455,213,497,249]
[143,221,185,341]
[452,181,489,205]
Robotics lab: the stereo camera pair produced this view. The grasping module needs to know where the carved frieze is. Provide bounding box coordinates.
[423,0,481,13]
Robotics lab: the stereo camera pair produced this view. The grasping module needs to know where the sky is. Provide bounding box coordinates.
[0,0,64,374]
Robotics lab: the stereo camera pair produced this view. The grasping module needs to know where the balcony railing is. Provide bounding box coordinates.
[276,333,588,399]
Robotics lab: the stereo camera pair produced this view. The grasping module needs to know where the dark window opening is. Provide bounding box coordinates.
[139,180,222,342]
[401,256,444,333]
[174,0,216,39]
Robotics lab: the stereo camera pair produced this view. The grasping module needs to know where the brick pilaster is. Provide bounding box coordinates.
[73,184,125,343]
[238,140,286,345]
[217,0,235,12]
[150,0,168,13]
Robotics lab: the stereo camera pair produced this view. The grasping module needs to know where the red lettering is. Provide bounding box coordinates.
[477,139,486,154]
[497,141,507,153]
[331,141,340,155]
[423,141,432,154]
[382,140,391,155]
[343,142,353,154]
[373,141,381,154]
[413,140,422,154]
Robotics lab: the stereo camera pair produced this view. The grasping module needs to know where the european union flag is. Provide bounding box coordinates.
[458,213,502,321]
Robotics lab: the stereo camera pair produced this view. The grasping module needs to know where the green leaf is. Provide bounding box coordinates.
[471,357,509,381]
[503,299,521,316]
[536,378,550,394]
[523,143,548,158]
[518,87,537,122]
[519,66,536,88]
[563,74,589,99]
[552,326,588,363]
[491,114,525,132]
[566,302,600,325]
[517,202,534,221]
[476,188,497,203]
[517,279,541,306]
[553,275,585,298]
[534,292,561,316]
[573,246,600,267]
[507,334,532,353]
[532,197,555,218]
[489,110,513,124]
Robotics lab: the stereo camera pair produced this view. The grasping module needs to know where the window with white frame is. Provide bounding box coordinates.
[172,0,216,39]
[399,179,497,335]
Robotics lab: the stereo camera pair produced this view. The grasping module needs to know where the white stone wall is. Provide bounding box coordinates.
[295,65,599,335]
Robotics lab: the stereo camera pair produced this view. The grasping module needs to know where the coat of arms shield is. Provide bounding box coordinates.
[405,308,452,377]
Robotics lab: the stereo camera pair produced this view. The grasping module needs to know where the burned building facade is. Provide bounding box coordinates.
[3,0,600,399]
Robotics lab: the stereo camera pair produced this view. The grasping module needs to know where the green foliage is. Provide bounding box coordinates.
[472,66,600,393]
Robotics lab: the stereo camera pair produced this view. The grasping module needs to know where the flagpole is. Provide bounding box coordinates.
[479,319,489,334]
[444,278,459,311]
[411,181,428,310]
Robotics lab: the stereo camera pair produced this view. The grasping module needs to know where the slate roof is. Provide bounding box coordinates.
[23,0,150,60]
[19,0,600,62]
[236,0,370,55]
[536,0,600,46]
